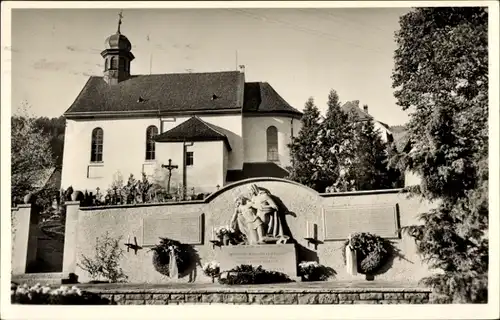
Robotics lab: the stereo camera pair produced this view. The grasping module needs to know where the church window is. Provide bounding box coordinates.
[266,126,279,162]
[110,56,118,70]
[90,128,104,162]
[145,126,158,160]
[186,152,194,166]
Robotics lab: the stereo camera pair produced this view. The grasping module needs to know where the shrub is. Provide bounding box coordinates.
[218,264,293,285]
[11,283,111,305]
[78,232,128,283]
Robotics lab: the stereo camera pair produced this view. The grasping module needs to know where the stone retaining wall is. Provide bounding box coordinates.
[87,288,431,305]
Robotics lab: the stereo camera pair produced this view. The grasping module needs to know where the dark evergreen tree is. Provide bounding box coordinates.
[348,114,392,190]
[315,90,354,192]
[392,7,488,303]
[287,97,323,190]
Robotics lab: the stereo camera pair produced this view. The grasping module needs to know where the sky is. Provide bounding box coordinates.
[9,7,411,126]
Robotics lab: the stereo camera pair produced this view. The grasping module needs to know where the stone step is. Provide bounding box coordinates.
[12,272,64,286]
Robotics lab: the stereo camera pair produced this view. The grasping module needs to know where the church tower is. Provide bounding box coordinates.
[101,12,135,85]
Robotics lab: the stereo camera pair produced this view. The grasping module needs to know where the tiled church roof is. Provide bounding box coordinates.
[64,71,302,119]
[153,116,232,151]
[243,82,302,117]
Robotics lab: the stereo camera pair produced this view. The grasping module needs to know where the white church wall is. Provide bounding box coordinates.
[242,115,301,168]
[153,141,224,194]
[185,141,225,194]
[160,114,243,171]
[61,114,243,193]
[62,117,161,192]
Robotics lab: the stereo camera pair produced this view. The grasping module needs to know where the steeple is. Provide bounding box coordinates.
[100,11,135,85]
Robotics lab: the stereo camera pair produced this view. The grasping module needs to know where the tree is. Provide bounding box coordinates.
[11,114,55,203]
[348,112,392,191]
[315,90,354,192]
[287,97,323,190]
[392,7,488,303]
[33,116,66,167]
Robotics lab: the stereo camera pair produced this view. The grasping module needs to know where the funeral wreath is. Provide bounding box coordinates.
[342,232,392,275]
[150,237,190,277]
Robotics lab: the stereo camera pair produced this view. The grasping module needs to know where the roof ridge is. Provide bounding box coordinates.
[194,116,228,138]
[132,70,241,77]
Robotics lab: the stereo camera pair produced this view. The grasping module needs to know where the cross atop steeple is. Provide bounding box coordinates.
[117,10,123,34]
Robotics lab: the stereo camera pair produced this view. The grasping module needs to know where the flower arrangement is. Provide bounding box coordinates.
[214,225,232,238]
[342,232,393,275]
[11,283,111,305]
[213,225,243,246]
[218,264,293,285]
[298,261,336,281]
[202,261,221,282]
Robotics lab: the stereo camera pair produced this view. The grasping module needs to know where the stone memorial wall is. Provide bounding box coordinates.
[12,178,435,284]
[218,244,297,276]
[142,212,204,246]
[322,204,400,240]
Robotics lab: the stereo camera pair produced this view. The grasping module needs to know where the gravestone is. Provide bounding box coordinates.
[142,212,204,246]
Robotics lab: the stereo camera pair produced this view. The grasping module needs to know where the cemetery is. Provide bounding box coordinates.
[11,177,435,304]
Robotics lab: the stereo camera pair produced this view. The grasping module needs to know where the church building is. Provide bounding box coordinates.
[61,19,302,194]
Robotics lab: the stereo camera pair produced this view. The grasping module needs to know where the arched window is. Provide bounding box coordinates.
[110,56,118,70]
[266,126,279,162]
[145,126,158,160]
[90,128,103,162]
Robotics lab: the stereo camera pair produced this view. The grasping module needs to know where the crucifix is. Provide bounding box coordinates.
[162,159,178,194]
[117,10,123,34]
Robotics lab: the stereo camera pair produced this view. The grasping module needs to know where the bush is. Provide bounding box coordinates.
[78,232,128,283]
[63,173,213,208]
[218,265,293,285]
[11,283,111,305]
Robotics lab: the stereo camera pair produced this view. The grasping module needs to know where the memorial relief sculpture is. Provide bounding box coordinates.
[229,184,290,245]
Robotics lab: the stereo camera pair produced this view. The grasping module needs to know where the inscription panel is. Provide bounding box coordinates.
[322,205,399,240]
[142,212,203,245]
[218,244,297,276]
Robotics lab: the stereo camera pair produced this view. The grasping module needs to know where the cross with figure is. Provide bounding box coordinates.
[161,159,178,194]
[117,10,123,34]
